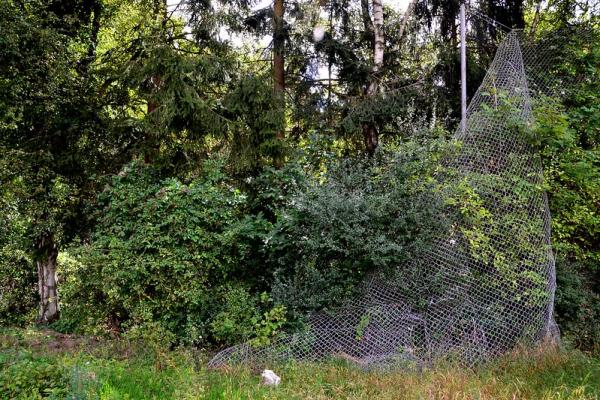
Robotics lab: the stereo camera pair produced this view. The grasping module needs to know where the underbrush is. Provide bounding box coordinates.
[1,327,598,399]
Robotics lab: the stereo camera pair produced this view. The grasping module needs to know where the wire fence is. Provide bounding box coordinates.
[208,25,597,369]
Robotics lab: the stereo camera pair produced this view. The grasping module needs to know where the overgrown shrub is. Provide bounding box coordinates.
[530,30,600,349]
[58,160,283,346]
[0,157,37,326]
[555,256,600,350]
[268,138,454,318]
[0,241,37,326]
[210,289,286,346]
[533,98,600,351]
[0,351,69,399]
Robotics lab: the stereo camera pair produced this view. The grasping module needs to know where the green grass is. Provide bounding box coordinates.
[1,327,599,399]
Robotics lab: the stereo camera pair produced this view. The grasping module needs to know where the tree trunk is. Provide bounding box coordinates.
[273,0,285,98]
[371,0,384,74]
[36,236,59,324]
[362,0,384,156]
[398,0,418,40]
[360,0,374,43]
[272,0,286,166]
[510,0,525,29]
[87,0,102,60]
[529,0,543,37]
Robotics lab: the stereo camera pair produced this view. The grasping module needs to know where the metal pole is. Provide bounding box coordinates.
[460,1,467,133]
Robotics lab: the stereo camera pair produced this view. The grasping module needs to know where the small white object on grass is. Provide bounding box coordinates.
[261,369,281,386]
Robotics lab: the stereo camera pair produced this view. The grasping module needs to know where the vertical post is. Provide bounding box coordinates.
[460,1,467,133]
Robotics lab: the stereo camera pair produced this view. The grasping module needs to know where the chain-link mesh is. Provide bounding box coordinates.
[208,27,595,369]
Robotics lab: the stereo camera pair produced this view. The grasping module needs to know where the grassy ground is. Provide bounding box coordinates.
[1,328,599,399]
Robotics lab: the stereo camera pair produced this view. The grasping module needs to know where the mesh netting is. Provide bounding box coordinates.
[208,28,595,369]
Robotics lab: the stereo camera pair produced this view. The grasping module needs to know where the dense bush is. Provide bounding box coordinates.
[268,138,454,317]
[534,100,600,349]
[0,155,37,325]
[532,31,600,350]
[57,160,282,346]
[0,351,69,399]
[55,136,458,344]
[0,223,37,326]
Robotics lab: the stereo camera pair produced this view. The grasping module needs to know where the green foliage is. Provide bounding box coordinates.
[0,351,69,399]
[251,301,287,347]
[555,256,600,350]
[523,29,600,349]
[1,328,600,400]
[533,106,599,350]
[0,1,84,247]
[210,287,262,345]
[0,0,136,325]
[355,313,371,341]
[210,289,286,347]
[224,73,286,176]
[0,152,38,325]
[269,138,453,316]
[98,10,286,177]
[58,160,280,346]
[104,34,235,168]
[442,168,551,343]
[1,155,98,326]
[0,239,36,326]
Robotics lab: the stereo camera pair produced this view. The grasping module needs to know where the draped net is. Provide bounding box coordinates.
[208,27,596,369]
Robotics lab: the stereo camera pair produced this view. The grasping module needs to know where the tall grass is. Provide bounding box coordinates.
[1,328,598,399]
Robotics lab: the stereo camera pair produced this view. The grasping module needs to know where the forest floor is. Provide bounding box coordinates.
[1,327,599,400]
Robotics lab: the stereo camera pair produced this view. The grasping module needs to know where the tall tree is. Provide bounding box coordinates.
[272,0,287,161]
[273,0,286,96]
[362,0,385,155]
[0,0,136,323]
